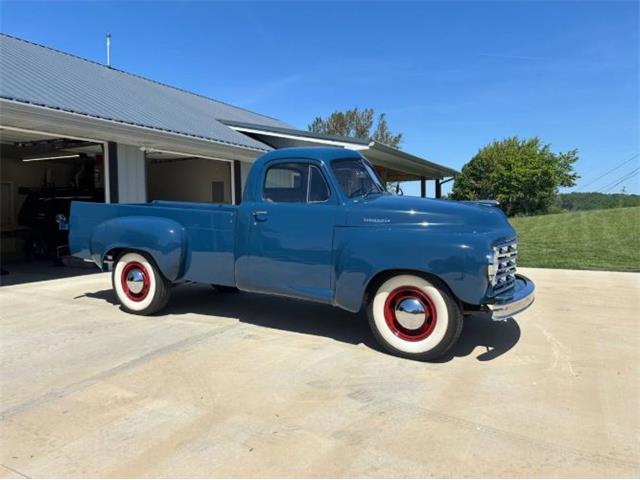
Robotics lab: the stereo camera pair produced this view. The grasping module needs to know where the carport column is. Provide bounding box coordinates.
[107,142,119,203]
[435,179,442,199]
[420,176,426,198]
[116,144,147,203]
[233,160,242,205]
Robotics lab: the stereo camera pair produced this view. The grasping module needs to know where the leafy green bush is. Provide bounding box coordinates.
[451,137,579,216]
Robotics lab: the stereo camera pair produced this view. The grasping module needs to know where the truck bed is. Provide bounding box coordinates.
[69,200,238,285]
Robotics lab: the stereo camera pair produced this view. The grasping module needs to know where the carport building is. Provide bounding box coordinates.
[0,33,457,262]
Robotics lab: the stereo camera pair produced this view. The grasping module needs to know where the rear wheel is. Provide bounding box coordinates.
[367,274,463,361]
[112,252,171,315]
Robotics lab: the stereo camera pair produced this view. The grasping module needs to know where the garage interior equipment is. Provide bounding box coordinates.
[0,128,105,269]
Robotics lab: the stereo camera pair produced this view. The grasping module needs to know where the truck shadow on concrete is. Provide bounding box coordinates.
[82,284,521,363]
[433,312,521,362]
[1,259,99,287]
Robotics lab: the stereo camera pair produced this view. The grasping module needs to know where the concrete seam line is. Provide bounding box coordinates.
[0,324,237,419]
[0,463,31,479]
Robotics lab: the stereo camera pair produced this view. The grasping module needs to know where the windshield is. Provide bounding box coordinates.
[331,158,386,198]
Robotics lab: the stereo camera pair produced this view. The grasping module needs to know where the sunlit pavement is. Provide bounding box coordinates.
[1,267,638,477]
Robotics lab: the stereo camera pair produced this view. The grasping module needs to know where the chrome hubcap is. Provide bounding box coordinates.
[125,268,145,294]
[395,297,426,330]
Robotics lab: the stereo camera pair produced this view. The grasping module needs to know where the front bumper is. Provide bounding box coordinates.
[488,274,535,320]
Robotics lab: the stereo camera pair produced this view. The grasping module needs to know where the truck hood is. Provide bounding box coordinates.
[346,194,514,236]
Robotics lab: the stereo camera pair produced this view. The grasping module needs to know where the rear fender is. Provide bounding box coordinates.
[90,216,187,281]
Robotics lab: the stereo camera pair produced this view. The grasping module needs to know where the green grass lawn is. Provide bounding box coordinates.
[509,206,640,272]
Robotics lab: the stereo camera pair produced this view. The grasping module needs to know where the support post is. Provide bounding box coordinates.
[420,176,426,198]
[107,142,118,203]
[435,178,442,199]
[233,160,242,205]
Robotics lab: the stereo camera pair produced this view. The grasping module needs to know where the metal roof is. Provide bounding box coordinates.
[224,120,458,179]
[0,33,288,152]
[367,142,459,178]
[0,34,458,178]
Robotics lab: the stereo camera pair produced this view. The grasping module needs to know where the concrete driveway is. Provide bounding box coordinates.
[0,267,638,478]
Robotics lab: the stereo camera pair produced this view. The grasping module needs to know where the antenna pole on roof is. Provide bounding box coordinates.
[106,33,111,67]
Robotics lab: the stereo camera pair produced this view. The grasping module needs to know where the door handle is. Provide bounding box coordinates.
[252,210,269,222]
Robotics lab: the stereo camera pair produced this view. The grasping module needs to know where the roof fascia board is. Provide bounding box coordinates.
[0,98,270,153]
[228,124,369,151]
[0,124,106,144]
[222,119,370,145]
[141,147,235,164]
[0,99,266,162]
[0,99,271,161]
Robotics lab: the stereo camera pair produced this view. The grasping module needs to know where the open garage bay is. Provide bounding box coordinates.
[0,268,638,477]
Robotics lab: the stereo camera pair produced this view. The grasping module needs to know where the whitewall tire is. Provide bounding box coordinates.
[367,274,463,361]
[112,252,171,315]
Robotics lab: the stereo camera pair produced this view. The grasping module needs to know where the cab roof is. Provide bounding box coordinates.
[254,147,363,166]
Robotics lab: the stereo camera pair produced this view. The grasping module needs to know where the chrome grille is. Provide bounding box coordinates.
[493,241,518,292]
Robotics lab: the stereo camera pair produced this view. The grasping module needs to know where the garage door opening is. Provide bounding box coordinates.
[0,127,105,281]
[146,151,232,204]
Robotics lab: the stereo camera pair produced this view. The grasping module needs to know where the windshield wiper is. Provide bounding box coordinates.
[361,185,383,199]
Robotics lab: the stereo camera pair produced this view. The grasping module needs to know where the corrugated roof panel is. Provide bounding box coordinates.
[0,34,288,151]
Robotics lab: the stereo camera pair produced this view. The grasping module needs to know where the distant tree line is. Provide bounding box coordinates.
[554,192,640,212]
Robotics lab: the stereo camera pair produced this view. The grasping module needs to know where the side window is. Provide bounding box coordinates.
[308,165,330,202]
[264,163,308,203]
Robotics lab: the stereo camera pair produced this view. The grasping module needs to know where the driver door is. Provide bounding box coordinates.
[246,160,337,303]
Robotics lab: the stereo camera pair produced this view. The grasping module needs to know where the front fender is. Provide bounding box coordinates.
[333,227,493,312]
[90,216,187,281]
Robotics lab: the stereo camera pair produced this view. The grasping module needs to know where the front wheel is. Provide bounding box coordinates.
[367,274,463,361]
[112,252,171,315]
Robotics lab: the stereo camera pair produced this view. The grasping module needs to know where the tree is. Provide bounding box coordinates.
[450,137,579,216]
[308,108,403,148]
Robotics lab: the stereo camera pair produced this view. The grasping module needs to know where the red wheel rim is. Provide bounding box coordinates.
[383,286,437,342]
[120,261,151,301]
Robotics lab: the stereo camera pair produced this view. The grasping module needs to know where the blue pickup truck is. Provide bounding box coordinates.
[69,147,534,360]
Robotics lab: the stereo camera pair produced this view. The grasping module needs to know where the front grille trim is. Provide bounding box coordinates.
[492,241,518,293]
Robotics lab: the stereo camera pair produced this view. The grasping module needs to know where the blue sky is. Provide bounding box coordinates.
[1,1,638,195]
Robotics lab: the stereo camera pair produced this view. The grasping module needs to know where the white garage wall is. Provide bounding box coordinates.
[117,144,146,203]
[147,157,231,204]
